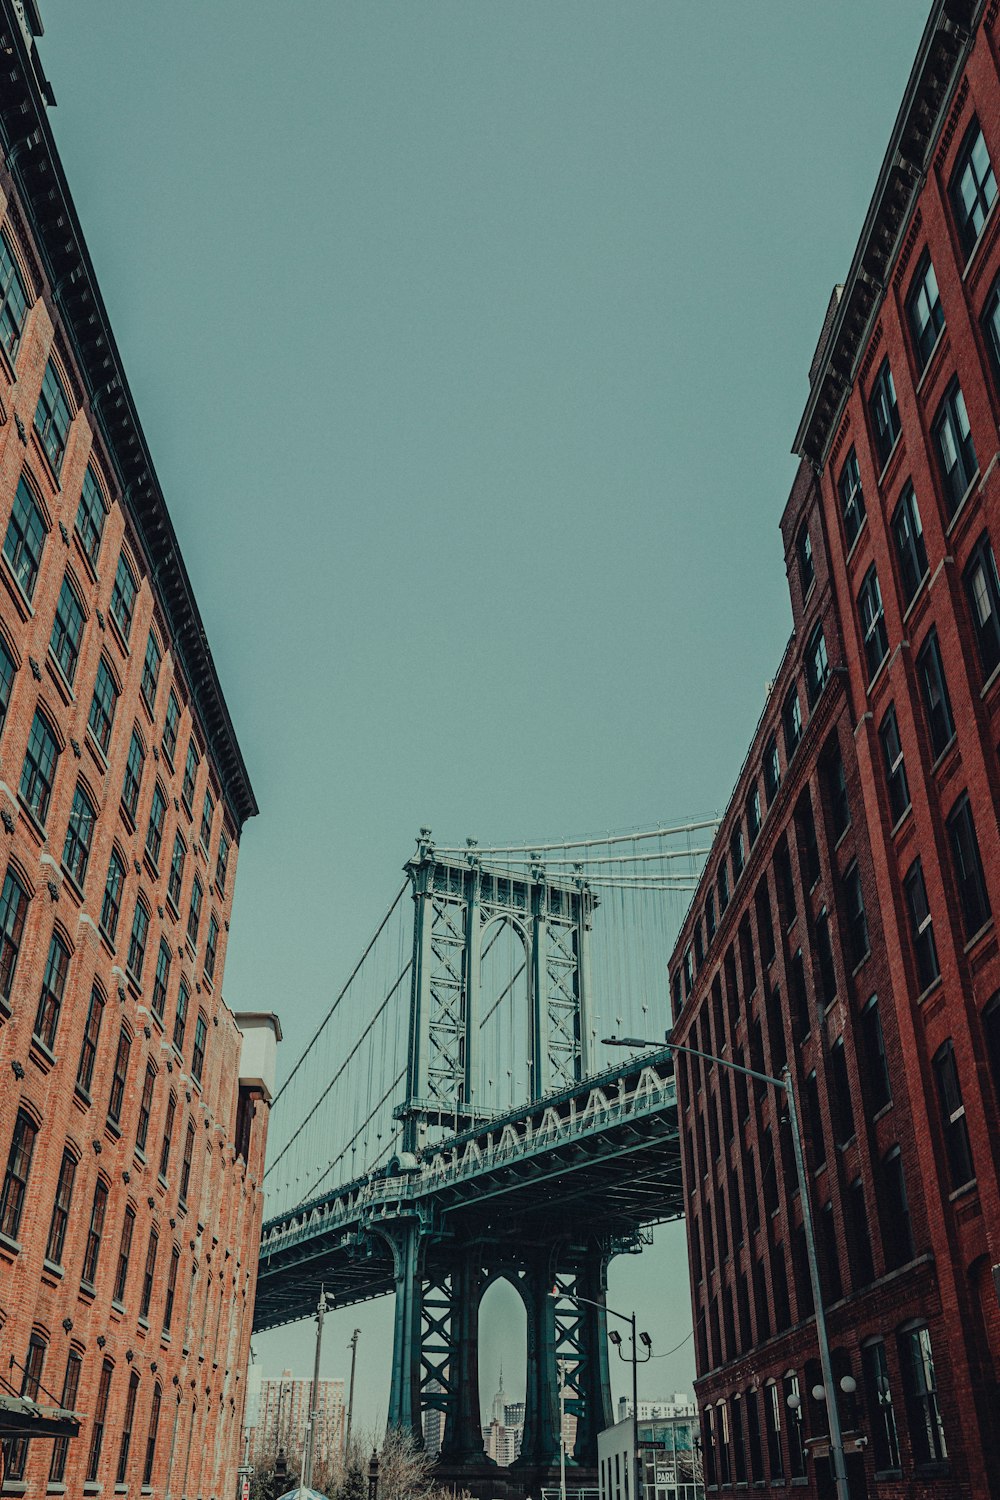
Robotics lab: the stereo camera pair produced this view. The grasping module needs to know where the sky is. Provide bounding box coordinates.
[39,0,930,1442]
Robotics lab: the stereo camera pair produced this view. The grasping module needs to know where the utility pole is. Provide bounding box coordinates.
[346,1328,361,1456]
[558,1360,567,1500]
[303,1287,332,1491]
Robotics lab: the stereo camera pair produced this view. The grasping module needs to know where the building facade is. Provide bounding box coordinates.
[669,2,1000,1496]
[599,1412,702,1500]
[0,6,275,1499]
[250,1372,346,1473]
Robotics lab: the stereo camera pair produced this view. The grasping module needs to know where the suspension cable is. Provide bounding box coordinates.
[431,818,719,855]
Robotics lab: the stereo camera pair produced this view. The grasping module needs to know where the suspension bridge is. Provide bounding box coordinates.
[255,822,714,1493]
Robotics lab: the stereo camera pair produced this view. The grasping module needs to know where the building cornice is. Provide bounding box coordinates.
[0,8,258,828]
[794,0,982,471]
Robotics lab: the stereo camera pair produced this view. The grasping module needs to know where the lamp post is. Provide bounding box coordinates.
[603,1030,850,1500]
[302,1286,335,1492]
[345,1329,361,1457]
[549,1288,651,1500]
[368,1448,380,1500]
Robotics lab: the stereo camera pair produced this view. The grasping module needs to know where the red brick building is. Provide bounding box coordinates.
[669,2,1000,1495]
[0,7,278,1498]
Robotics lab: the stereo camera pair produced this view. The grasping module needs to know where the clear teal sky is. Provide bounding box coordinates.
[42,0,928,1436]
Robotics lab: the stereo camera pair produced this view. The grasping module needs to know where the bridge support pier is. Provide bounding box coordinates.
[386,1221,423,1444]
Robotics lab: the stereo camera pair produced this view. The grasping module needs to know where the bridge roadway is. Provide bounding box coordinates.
[255,1045,681,1329]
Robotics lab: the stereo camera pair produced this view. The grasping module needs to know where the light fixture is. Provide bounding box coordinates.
[811,1385,826,1402]
[839,1376,857,1395]
[609,1330,622,1347]
[639,1332,652,1348]
[786,1393,801,1410]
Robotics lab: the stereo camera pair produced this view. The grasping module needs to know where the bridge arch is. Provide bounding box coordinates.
[478,915,532,1117]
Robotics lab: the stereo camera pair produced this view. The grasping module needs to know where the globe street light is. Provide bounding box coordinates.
[603,1029,850,1500]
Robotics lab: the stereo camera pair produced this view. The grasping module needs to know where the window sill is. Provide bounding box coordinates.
[42,1256,64,1279]
[864,654,890,696]
[963,917,993,954]
[948,1177,977,1202]
[889,804,912,838]
[45,647,77,707]
[850,950,871,979]
[0,546,36,624]
[875,430,902,490]
[980,659,1000,700]
[961,192,999,282]
[901,571,930,624]
[29,422,64,490]
[105,1117,123,1140]
[85,724,109,773]
[914,325,947,396]
[29,1034,57,1073]
[79,1279,96,1299]
[0,1230,22,1257]
[944,470,980,536]
[142,849,160,883]
[111,1298,125,1315]
[107,608,131,658]
[929,735,959,776]
[16,793,47,845]
[74,1082,92,1110]
[134,1146,147,1167]
[872,1100,893,1123]
[60,862,86,906]
[138,1315,150,1330]
[72,522,100,586]
[916,975,943,1005]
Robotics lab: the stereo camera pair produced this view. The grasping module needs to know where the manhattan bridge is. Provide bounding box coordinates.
[255,823,715,1492]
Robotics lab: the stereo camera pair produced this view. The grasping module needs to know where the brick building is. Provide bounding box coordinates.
[0,6,278,1499]
[669,2,1000,1495]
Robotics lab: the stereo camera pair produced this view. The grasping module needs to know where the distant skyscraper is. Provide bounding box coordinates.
[482,1369,523,1467]
[251,1371,346,1471]
[424,1381,445,1459]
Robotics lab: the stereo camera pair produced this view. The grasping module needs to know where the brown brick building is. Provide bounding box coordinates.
[669,2,1000,1496]
[0,6,278,1499]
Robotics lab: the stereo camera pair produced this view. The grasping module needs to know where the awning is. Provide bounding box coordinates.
[0,1391,81,1439]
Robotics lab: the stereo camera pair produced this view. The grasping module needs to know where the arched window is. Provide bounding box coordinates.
[122,727,145,822]
[33,928,70,1049]
[141,630,161,713]
[3,474,46,599]
[19,707,59,824]
[146,781,167,866]
[86,1358,114,1481]
[128,897,151,983]
[75,465,107,567]
[63,782,97,886]
[44,1144,78,1265]
[143,1382,163,1484]
[88,655,119,754]
[110,551,138,642]
[50,572,86,684]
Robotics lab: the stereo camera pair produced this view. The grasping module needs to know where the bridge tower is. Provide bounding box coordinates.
[382,833,612,1490]
[398,830,596,1152]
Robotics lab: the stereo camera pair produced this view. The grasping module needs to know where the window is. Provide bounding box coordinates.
[717,856,730,914]
[741,788,761,850]
[984,270,1000,382]
[730,824,745,883]
[3,475,46,599]
[114,1204,135,1304]
[862,1340,900,1474]
[891,483,928,607]
[763,735,780,805]
[900,1325,948,1464]
[797,522,814,594]
[0,1109,36,1240]
[842,861,869,969]
[110,552,138,642]
[33,929,70,1050]
[205,913,219,985]
[805,1070,825,1166]
[86,1358,113,1482]
[82,1176,109,1284]
[128,898,150,982]
[857,564,889,680]
[101,847,126,941]
[782,684,802,759]
[765,1382,784,1480]
[146,781,167,867]
[136,1063,155,1154]
[235,1087,254,1162]
[815,906,837,1006]
[964,533,1000,678]
[76,466,106,567]
[933,1038,975,1188]
[784,1374,806,1478]
[0,639,15,746]
[108,1025,131,1125]
[933,379,977,515]
[881,1146,915,1268]
[77,984,104,1094]
[0,866,28,1000]
[795,791,820,888]
[869,358,900,468]
[0,235,28,360]
[182,737,200,810]
[949,115,997,258]
[35,360,71,474]
[138,1224,158,1320]
[191,1012,207,1085]
[746,1388,764,1483]
[200,789,214,850]
[904,858,939,990]
[838,446,866,548]
[916,628,955,757]
[88,656,118,754]
[187,874,203,947]
[117,1368,140,1484]
[879,704,910,824]
[168,831,186,909]
[805,623,829,706]
[141,630,160,713]
[861,995,892,1115]
[45,1148,76,1265]
[985,992,1000,1105]
[4,1332,46,1479]
[143,1383,162,1486]
[49,1347,83,1484]
[20,707,59,823]
[163,688,180,764]
[152,938,171,1021]
[825,738,850,841]
[63,782,96,887]
[122,728,144,821]
[705,889,716,943]
[50,573,85,683]
[906,251,945,369]
[215,822,229,888]
[179,1119,195,1204]
[947,792,991,938]
[159,1092,176,1178]
[173,978,189,1053]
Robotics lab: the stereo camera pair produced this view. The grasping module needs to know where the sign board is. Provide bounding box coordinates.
[241,1480,250,1500]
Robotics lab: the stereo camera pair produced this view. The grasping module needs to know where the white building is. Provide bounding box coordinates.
[599,1403,702,1500]
[250,1370,346,1472]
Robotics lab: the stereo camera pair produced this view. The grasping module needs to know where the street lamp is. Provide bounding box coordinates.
[603,1029,850,1500]
[549,1288,651,1500]
[368,1447,380,1500]
[302,1285,336,1491]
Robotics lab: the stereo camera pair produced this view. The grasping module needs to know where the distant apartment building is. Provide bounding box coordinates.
[669,1,1000,1495]
[0,4,277,1498]
[251,1371,346,1472]
[599,1408,702,1500]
